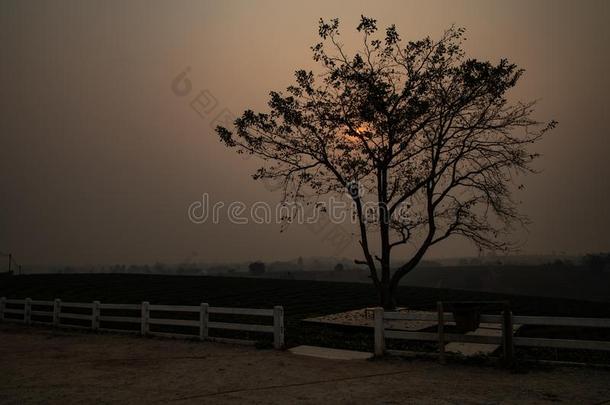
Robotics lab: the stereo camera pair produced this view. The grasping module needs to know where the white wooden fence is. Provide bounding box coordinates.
[0,297,284,349]
[374,303,610,362]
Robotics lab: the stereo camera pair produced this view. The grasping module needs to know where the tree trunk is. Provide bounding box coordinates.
[385,235,434,310]
[378,281,396,310]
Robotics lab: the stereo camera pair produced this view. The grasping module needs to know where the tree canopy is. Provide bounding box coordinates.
[217,16,555,307]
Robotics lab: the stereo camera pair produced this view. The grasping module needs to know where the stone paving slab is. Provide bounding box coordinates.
[445,323,522,356]
[289,345,373,360]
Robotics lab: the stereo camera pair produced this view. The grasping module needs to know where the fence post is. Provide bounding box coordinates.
[53,299,61,327]
[437,301,446,364]
[141,301,149,336]
[502,309,514,366]
[24,298,32,325]
[199,303,209,341]
[374,307,385,356]
[0,297,5,322]
[273,305,284,349]
[92,301,100,331]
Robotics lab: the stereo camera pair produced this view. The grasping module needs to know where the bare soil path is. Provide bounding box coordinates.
[1,324,609,404]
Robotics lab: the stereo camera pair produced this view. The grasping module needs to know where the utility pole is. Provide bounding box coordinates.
[8,253,11,274]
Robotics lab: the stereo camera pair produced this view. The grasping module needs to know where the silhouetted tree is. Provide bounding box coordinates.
[217,16,555,308]
[248,261,266,275]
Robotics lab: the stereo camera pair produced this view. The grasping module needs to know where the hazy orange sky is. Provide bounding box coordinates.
[1,0,609,266]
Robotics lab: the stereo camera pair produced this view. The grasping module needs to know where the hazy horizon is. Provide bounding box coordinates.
[2,0,609,267]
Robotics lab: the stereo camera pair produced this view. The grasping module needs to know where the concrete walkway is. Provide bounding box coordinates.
[445,323,522,356]
[289,345,373,360]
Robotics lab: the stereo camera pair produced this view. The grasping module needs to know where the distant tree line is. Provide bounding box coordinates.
[583,253,610,272]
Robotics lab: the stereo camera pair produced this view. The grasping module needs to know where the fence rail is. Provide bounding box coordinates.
[374,303,610,363]
[149,304,199,312]
[31,300,54,306]
[512,315,610,328]
[0,297,284,349]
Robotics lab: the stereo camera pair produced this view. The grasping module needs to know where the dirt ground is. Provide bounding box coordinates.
[1,324,609,404]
